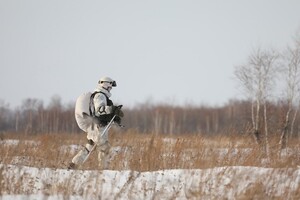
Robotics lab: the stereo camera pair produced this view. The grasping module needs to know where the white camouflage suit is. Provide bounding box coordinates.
[71,85,115,169]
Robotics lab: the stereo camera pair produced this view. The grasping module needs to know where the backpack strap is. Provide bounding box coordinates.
[89,91,113,116]
[89,92,99,117]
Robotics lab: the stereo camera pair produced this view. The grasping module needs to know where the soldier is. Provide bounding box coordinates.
[68,76,123,170]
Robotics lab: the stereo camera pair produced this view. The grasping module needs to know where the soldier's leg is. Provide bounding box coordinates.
[68,139,94,169]
[97,141,111,170]
[69,113,98,169]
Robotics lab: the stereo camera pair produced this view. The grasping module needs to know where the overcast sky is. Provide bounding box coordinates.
[1,0,300,108]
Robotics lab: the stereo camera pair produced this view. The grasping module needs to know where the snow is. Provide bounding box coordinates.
[0,139,19,146]
[1,164,299,199]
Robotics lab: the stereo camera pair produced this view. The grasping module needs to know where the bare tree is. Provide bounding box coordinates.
[234,61,259,142]
[21,98,43,134]
[235,47,279,156]
[48,95,62,133]
[0,100,11,131]
[279,32,300,149]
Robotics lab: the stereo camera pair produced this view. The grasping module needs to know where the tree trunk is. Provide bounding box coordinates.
[279,108,291,150]
[263,102,270,159]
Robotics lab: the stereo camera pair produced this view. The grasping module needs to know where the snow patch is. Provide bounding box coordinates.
[1,164,299,199]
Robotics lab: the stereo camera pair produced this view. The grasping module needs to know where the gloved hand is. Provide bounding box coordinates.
[113,105,124,117]
[114,116,122,125]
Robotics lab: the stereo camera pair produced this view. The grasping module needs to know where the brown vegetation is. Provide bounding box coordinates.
[1,131,299,171]
[1,125,300,199]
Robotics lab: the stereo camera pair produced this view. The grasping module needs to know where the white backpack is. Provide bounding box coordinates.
[75,92,93,117]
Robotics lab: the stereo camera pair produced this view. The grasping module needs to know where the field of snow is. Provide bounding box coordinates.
[1,135,300,199]
[1,164,300,199]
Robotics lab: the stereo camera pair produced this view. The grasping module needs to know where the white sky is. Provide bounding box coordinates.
[1,0,300,108]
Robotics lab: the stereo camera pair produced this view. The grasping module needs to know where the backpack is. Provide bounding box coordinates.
[75,92,93,117]
[75,91,113,117]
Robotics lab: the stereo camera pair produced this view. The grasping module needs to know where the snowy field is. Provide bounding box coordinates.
[1,136,300,199]
[1,164,300,199]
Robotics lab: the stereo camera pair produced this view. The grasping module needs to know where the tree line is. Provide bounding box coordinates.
[0,97,299,137]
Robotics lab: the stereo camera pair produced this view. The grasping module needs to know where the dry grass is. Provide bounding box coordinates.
[1,130,300,170]
[1,130,300,199]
